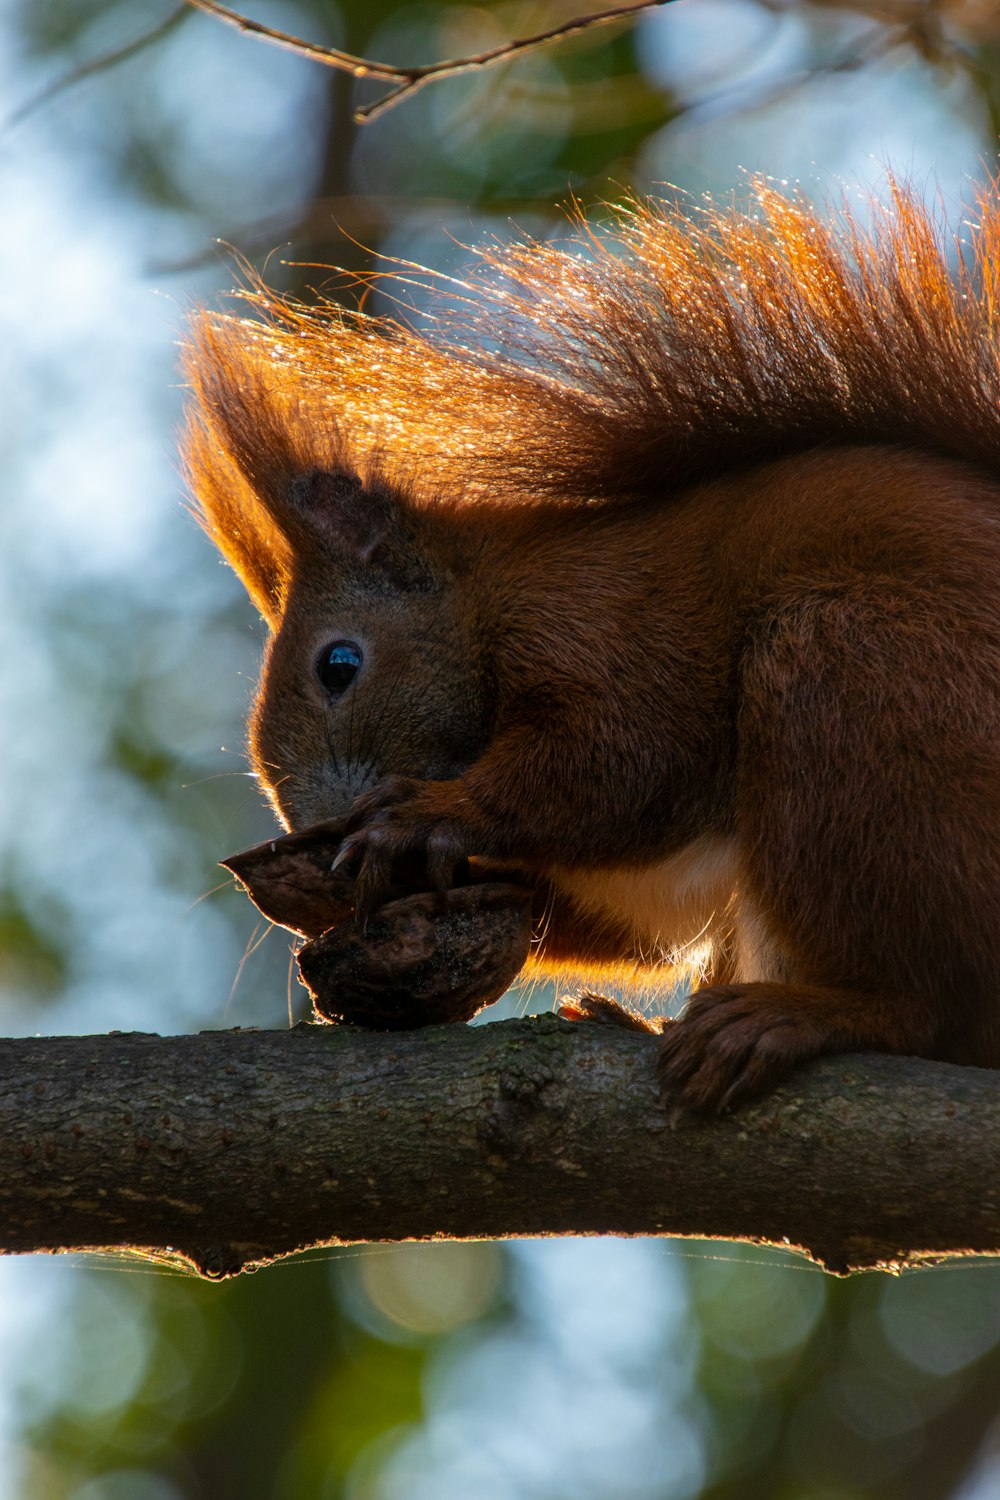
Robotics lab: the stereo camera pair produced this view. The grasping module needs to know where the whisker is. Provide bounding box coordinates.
[225,918,274,1019]
[188,877,239,911]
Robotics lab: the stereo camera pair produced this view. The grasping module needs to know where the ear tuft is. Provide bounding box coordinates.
[183,305,439,609]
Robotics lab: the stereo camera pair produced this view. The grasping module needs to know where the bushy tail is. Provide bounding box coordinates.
[184,176,1000,588]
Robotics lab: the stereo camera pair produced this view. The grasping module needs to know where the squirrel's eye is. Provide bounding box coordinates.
[317,640,363,697]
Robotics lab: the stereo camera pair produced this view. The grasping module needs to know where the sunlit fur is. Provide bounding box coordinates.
[185,175,1000,603]
[184,178,1000,1108]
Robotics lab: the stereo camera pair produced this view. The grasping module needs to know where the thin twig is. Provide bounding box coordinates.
[6,5,189,131]
[182,0,676,122]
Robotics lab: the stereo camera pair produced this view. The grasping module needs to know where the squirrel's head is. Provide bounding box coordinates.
[245,465,491,827]
[183,323,494,827]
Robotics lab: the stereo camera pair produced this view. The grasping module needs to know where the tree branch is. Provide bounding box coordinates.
[181,0,675,121]
[2,1018,999,1278]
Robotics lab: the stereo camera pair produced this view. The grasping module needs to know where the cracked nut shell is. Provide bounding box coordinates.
[297,883,534,1029]
[221,820,356,937]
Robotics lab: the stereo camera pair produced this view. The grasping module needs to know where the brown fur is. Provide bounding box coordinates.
[184,179,1000,1110]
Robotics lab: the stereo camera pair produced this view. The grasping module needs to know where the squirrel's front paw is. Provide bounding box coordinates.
[338,776,472,919]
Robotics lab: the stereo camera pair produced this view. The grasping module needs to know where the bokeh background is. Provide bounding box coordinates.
[4,1,1000,1496]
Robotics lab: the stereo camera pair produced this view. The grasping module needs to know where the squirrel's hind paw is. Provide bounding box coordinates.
[558,992,664,1034]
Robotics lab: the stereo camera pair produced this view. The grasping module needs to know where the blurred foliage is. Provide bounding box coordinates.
[4,0,1000,1496]
[15,1249,507,1499]
[0,874,70,997]
[687,1250,1000,1498]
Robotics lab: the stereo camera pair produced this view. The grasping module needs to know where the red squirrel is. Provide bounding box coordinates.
[185,179,1000,1111]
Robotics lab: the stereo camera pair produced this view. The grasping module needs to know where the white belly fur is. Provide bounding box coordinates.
[549,834,759,982]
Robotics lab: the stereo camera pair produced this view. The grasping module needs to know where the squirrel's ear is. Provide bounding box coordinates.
[183,311,434,610]
[183,407,292,629]
[284,467,390,559]
[279,467,437,593]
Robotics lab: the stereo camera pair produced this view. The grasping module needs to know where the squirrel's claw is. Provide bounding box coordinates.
[331,839,360,873]
[343,775,473,918]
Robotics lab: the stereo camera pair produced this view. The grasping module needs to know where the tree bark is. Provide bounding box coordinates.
[1,1017,998,1278]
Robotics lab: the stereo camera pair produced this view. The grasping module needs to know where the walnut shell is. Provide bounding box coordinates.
[297,883,534,1029]
[222,824,535,1029]
[221,820,356,937]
